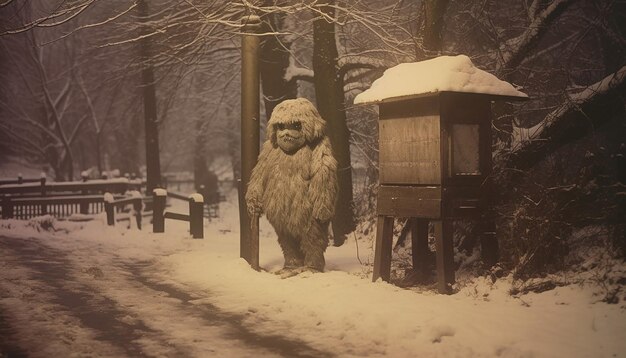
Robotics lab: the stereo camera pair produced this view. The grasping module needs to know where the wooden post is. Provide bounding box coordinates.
[40,175,46,195]
[128,190,143,230]
[250,213,260,270]
[80,173,89,214]
[133,199,143,230]
[434,219,455,294]
[411,218,430,276]
[479,216,498,267]
[152,188,166,233]
[2,196,13,219]
[240,14,261,266]
[189,193,204,239]
[372,215,394,282]
[104,193,115,226]
[40,174,47,215]
[17,174,23,184]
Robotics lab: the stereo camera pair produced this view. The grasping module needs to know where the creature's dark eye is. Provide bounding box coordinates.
[282,121,301,131]
[275,122,302,131]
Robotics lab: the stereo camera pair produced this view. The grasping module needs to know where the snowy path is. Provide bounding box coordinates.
[1,198,625,358]
[0,235,332,358]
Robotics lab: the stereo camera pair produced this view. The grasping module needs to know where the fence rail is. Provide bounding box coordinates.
[153,189,204,239]
[0,178,142,220]
[0,178,141,196]
[104,192,143,229]
[1,176,219,226]
[1,194,126,220]
[0,174,45,186]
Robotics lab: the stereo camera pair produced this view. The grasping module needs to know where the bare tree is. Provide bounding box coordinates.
[0,19,87,180]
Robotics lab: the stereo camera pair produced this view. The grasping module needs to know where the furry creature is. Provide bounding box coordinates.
[246,98,338,275]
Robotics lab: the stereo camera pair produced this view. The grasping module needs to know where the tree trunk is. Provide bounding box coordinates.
[259,2,297,121]
[194,119,208,191]
[138,0,162,193]
[313,0,356,242]
[96,132,102,175]
[422,0,449,53]
[65,150,74,181]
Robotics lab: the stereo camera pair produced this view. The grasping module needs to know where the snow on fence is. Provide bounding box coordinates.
[0,177,143,220]
[0,173,46,186]
[152,189,204,239]
[104,191,143,229]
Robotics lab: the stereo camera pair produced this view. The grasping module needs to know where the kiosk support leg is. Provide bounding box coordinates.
[434,219,454,294]
[372,215,394,282]
[411,219,430,277]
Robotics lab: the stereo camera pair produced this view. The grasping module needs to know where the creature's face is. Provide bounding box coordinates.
[275,121,306,153]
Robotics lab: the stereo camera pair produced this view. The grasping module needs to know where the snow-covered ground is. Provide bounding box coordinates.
[1,193,624,357]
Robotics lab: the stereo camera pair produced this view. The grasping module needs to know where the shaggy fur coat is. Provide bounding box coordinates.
[246,98,338,272]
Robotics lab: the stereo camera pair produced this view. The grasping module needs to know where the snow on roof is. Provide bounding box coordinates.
[354,55,528,104]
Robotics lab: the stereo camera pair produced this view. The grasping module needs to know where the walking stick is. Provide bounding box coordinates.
[250,212,260,271]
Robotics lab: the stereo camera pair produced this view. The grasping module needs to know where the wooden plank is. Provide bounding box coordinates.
[12,195,107,205]
[167,191,189,201]
[441,186,486,218]
[164,211,189,222]
[379,97,441,186]
[379,96,439,119]
[440,92,492,124]
[377,186,441,218]
[112,197,141,206]
[0,181,134,196]
[0,178,41,185]
[379,115,441,185]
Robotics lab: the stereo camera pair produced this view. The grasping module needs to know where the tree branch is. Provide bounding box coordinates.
[496,0,576,74]
[505,66,626,170]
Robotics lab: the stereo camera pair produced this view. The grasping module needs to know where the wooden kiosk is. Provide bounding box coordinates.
[355,56,528,294]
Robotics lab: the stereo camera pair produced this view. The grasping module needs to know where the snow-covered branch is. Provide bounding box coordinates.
[508,66,626,169]
[496,0,576,74]
[337,55,393,79]
[284,63,314,82]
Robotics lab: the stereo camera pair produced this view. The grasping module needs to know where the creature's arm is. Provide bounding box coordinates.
[309,137,338,222]
[245,141,273,215]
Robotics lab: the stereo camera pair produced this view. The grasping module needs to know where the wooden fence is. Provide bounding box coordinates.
[152,189,204,239]
[1,175,221,230]
[104,192,143,229]
[0,174,46,186]
[0,177,143,220]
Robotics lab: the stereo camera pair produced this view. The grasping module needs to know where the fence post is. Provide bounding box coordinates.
[129,190,143,230]
[153,188,166,233]
[2,196,13,219]
[104,192,115,226]
[40,173,47,215]
[17,173,23,184]
[40,174,46,195]
[189,193,204,239]
[80,172,89,214]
